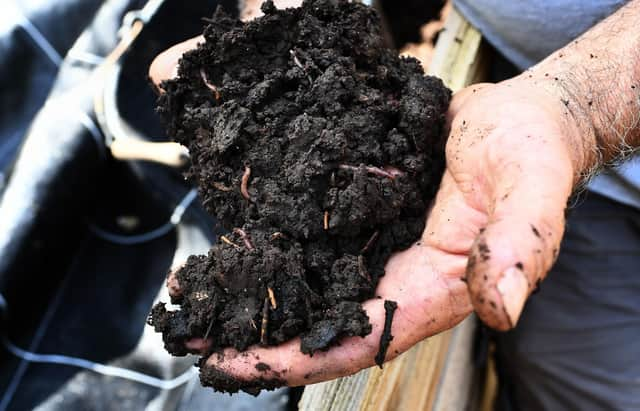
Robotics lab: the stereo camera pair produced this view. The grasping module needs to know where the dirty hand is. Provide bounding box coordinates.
[149,37,577,388]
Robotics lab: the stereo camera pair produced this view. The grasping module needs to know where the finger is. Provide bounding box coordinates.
[198,244,472,391]
[422,171,489,255]
[166,269,181,299]
[166,262,186,299]
[466,129,573,330]
[149,36,204,90]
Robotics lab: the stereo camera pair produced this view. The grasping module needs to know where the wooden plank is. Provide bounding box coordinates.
[428,7,488,91]
[299,7,488,411]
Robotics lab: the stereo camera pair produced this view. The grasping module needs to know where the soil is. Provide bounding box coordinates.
[375,300,397,368]
[148,0,450,394]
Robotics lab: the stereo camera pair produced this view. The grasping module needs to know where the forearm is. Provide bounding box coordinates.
[520,0,640,177]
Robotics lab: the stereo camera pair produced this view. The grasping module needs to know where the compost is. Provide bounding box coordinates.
[149,0,450,393]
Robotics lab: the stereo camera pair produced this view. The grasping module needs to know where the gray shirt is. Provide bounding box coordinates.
[454,0,640,209]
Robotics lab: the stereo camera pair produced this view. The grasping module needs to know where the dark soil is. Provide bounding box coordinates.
[148,0,450,393]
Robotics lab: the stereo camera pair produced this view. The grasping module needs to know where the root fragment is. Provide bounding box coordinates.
[203,316,215,340]
[290,50,304,70]
[220,235,241,249]
[233,228,255,250]
[289,49,313,84]
[240,166,252,201]
[270,232,288,241]
[357,255,372,283]
[260,297,269,345]
[267,287,277,309]
[338,164,404,179]
[323,211,329,231]
[199,68,221,101]
[360,230,380,254]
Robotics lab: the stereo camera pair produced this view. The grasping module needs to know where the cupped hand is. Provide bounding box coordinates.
[150,38,582,389]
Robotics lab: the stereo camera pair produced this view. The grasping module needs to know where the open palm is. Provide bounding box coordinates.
[151,40,578,391]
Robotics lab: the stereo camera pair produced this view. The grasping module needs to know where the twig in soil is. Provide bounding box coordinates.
[260,297,269,345]
[323,211,329,231]
[338,164,404,180]
[233,228,255,250]
[289,49,313,84]
[360,230,380,254]
[212,182,232,191]
[240,166,252,201]
[267,287,277,309]
[357,255,372,283]
[220,235,241,249]
[199,68,221,101]
[250,319,258,330]
[203,316,215,340]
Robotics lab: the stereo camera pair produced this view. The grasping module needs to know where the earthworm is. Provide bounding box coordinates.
[323,211,329,230]
[338,164,403,179]
[240,166,252,201]
[233,228,255,251]
[212,182,232,191]
[199,68,221,101]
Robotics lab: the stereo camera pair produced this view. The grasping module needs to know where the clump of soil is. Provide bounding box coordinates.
[148,0,450,393]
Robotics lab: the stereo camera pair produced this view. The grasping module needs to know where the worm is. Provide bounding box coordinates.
[240,166,252,201]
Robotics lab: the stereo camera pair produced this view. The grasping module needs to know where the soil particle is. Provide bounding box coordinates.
[148,0,450,393]
[199,364,286,396]
[375,300,398,368]
[255,362,271,372]
[531,224,540,237]
[477,239,490,262]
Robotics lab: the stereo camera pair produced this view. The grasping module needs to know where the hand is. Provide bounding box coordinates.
[149,39,582,389]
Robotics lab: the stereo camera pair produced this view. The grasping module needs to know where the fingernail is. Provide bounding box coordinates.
[496,267,529,327]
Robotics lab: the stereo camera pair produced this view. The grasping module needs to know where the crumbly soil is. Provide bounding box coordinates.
[148,0,450,393]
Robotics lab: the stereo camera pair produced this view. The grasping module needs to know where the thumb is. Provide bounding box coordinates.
[466,147,572,331]
[148,36,203,89]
